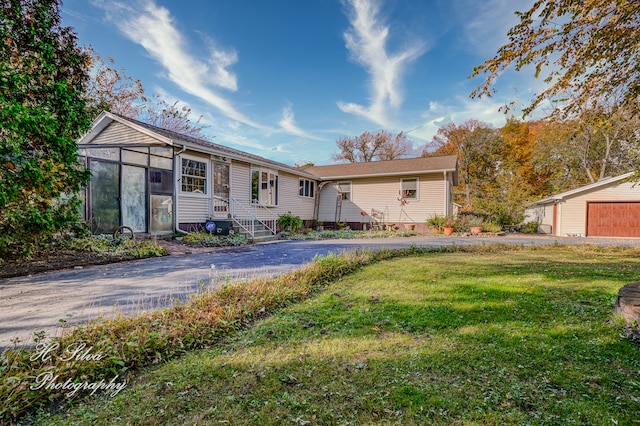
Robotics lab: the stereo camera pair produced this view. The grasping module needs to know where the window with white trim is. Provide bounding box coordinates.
[181,158,207,194]
[338,181,351,201]
[401,178,418,200]
[299,179,315,198]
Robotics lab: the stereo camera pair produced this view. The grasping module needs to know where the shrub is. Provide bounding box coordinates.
[183,232,247,247]
[482,222,503,233]
[277,214,302,230]
[522,221,539,234]
[426,214,445,230]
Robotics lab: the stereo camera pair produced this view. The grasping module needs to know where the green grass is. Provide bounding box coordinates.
[31,246,640,425]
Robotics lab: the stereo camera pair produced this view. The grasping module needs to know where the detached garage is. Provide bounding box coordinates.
[524,172,640,238]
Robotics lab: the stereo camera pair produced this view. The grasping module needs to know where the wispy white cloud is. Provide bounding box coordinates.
[338,0,426,126]
[454,0,531,57]
[278,105,322,140]
[94,0,265,129]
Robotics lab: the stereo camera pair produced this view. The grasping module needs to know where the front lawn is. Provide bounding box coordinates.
[34,246,640,425]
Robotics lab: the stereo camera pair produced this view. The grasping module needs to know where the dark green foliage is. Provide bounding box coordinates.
[277,213,302,230]
[522,221,539,234]
[0,0,92,258]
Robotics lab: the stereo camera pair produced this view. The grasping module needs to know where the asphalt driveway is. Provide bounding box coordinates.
[1,234,638,350]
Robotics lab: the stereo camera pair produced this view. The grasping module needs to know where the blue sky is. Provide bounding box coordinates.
[61,0,539,165]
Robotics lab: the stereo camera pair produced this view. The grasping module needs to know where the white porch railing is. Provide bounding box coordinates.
[212,196,278,239]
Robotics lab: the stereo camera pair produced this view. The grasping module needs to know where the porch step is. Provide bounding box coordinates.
[232,220,277,243]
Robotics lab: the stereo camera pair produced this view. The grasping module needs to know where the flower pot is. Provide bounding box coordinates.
[470,226,483,235]
[404,224,416,231]
[443,227,455,236]
[431,227,440,234]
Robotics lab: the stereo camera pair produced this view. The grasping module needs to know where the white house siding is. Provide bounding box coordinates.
[272,171,315,220]
[318,174,447,224]
[230,162,315,220]
[230,160,251,201]
[557,181,640,236]
[91,122,163,146]
[177,150,211,227]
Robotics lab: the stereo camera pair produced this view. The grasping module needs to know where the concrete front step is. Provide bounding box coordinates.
[231,220,277,243]
[251,234,279,243]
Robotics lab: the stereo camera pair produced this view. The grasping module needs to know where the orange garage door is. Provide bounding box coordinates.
[586,202,640,237]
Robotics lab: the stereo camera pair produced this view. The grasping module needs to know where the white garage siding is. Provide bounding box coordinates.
[524,203,555,234]
[558,180,640,236]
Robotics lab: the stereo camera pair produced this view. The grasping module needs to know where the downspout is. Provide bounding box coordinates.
[444,171,449,216]
[174,144,188,234]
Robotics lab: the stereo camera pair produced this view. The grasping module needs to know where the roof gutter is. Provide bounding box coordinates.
[311,168,457,181]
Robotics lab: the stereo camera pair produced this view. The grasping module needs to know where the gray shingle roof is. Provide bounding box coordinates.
[111,113,318,179]
[306,155,458,179]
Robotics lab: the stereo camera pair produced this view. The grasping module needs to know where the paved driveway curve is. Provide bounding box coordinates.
[1,235,638,350]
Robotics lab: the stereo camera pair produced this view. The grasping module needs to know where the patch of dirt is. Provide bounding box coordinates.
[0,250,141,279]
[0,240,243,280]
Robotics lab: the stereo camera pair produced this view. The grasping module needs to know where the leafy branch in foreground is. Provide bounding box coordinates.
[471,0,639,118]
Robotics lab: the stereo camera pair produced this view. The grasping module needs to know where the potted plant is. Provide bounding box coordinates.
[469,216,484,235]
[443,216,456,236]
[426,214,445,233]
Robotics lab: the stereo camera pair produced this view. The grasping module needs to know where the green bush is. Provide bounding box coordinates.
[183,232,246,247]
[482,222,503,233]
[522,221,539,234]
[277,214,302,230]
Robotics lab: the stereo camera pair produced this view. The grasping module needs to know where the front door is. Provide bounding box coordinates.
[212,162,230,215]
[121,165,147,232]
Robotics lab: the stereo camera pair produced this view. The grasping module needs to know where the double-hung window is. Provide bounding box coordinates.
[338,181,351,201]
[401,178,418,200]
[299,179,315,198]
[181,158,207,194]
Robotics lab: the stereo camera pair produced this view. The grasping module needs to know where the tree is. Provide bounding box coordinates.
[377,131,413,161]
[84,49,146,119]
[84,50,209,140]
[138,94,210,140]
[332,130,412,163]
[423,120,502,207]
[569,100,639,183]
[0,0,92,257]
[471,0,640,118]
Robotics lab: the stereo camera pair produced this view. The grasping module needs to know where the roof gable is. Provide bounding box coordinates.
[78,112,317,179]
[527,172,636,205]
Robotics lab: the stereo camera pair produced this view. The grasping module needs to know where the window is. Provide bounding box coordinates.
[299,179,315,198]
[251,167,278,205]
[338,181,351,201]
[401,178,418,200]
[149,169,173,194]
[181,158,207,194]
